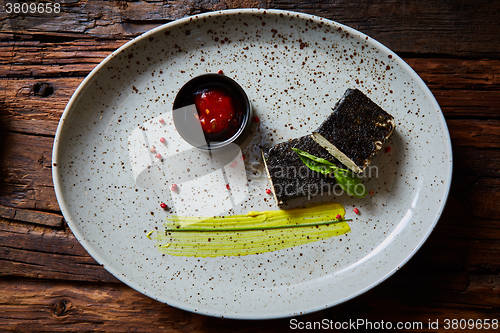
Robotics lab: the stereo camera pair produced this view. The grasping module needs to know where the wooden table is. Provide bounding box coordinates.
[1,1,498,331]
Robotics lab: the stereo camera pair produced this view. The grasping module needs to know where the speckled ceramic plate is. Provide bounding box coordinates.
[52,9,452,319]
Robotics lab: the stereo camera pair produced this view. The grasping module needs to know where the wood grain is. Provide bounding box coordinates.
[0,0,499,329]
[1,59,499,138]
[0,270,496,332]
[0,204,63,227]
[0,132,58,211]
[0,219,117,282]
[1,26,499,140]
[1,0,498,57]
[448,119,500,149]
[0,38,127,78]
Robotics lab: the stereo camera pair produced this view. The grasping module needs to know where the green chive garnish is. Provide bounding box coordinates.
[165,219,352,232]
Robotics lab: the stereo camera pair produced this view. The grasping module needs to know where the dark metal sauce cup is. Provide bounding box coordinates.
[172,73,252,150]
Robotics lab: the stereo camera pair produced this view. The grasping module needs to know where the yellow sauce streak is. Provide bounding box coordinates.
[150,202,349,257]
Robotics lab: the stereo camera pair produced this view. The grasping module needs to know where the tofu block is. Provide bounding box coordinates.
[312,89,395,173]
[261,136,344,206]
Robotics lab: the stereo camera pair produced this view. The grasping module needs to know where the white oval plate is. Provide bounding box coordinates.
[53,9,452,319]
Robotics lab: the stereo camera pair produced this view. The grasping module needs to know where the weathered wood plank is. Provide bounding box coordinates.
[0,204,63,227]
[455,147,500,178]
[448,119,500,149]
[0,39,126,64]
[467,177,500,219]
[2,79,498,135]
[436,202,500,273]
[0,39,127,78]
[269,0,500,57]
[2,118,59,137]
[1,61,499,138]
[434,90,500,118]
[1,39,498,138]
[0,0,498,57]
[0,77,80,135]
[0,132,58,211]
[2,36,500,84]
[404,58,500,90]
[0,219,117,282]
[3,77,499,138]
[0,279,202,333]
[0,273,496,333]
[1,39,499,133]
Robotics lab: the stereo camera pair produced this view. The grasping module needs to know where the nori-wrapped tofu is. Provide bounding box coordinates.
[261,136,344,207]
[312,88,395,173]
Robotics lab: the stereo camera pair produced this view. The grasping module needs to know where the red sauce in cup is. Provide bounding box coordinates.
[173,73,250,150]
[194,89,240,136]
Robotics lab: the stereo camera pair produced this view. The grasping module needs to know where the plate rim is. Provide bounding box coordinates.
[52,8,453,320]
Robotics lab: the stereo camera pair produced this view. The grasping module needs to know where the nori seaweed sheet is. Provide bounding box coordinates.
[313,88,395,172]
[261,136,344,206]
